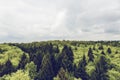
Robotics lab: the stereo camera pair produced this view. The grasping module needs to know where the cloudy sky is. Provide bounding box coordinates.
[0,0,120,42]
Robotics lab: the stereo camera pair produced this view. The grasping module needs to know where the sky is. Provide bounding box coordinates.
[0,0,120,42]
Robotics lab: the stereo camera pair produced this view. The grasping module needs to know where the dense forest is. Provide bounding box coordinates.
[0,40,120,80]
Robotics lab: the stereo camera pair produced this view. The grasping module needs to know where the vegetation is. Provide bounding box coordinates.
[0,40,120,80]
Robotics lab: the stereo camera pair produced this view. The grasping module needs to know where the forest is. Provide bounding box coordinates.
[0,40,120,80]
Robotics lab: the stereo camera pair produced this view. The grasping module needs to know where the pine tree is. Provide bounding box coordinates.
[18,53,28,69]
[57,67,69,80]
[56,67,74,80]
[61,45,74,72]
[74,55,89,80]
[46,43,53,54]
[88,48,94,62]
[98,45,104,50]
[107,48,112,54]
[54,45,60,53]
[93,45,96,50]
[101,51,105,55]
[25,61,37,79]
[37,53,54,80]
[33,53,42,72]
[3,59,14,75]
[90,56,109,80]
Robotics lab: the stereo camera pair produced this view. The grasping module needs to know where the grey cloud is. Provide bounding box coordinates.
[104,22,120,34]
[0,0,120,42]
[105,29,120,34]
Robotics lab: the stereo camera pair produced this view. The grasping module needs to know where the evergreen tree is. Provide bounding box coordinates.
[93,45,96,50]
[0,64,4,77]
[3,59,14,75]
[25,61,37,79]
[62,45,74,62]
[53,45,60,53]
[33,53,42,72]
[0,48,4,53]
[46,43,53,54]
[57,67,69,80]
[90,56,109,80]
[101,51,105,55]
[88,48,94,62]
[61,45,74,72]
[37,53,54,80]
[56,67,74,80]
[51,54,58,76]
[18,53,28,69]
[98,45,104,50]
[74,55,89,80]
[107,48,112,54]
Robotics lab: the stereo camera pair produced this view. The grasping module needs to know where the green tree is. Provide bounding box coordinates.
[58,67,69,80]
[101,51,105,55]
[1,59,15,76]
[88,48,94,62]
[18,53,29,69]
[0,70,31,80]
[90,56,109,80]
[53,45,60,53]
[74,55,89,80]
[25,61,37,79]
[93,45,96,50]
[54,67,74,80]
[98,45,104,50]
[33,53,42,72]
[61,45,74,72]
[37,53,54,80]
[107,48,112,54]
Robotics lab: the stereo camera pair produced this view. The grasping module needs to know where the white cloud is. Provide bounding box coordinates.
[0,0,120,42]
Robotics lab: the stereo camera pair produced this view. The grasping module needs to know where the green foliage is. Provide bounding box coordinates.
[0,44,24,67]
[1,41,120,80]
[0,44,28,77]
[54,67,74,80]
[61,45,74,72]
[86,62,95,76]
[108,69,120,80]
[37,53,54,80]
[74,55,89,80]
[98,45,104,50]
[90,56,109,80]
[101,51,105,55]
[88,47,94,62]
[107,47,112,54]
[0,70,30,80]
[18,52,29,69]
[25,61,37,79]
